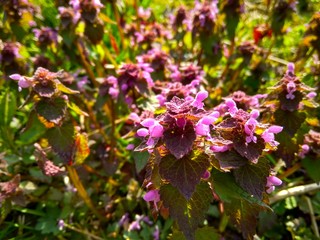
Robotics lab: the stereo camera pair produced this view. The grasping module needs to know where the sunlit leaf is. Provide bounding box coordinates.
[73,133,90,165]
[159,151,210,199]
[160,182,212,240]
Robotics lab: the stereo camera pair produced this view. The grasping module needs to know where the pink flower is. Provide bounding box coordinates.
[286,81,296,100]
[137,118,164,147]
[195,112,219,137]
[225,99,238,116]
[192,90,208,109]
[244,117,258,143]
[286,62,295,75]
[261,125,283,146]
[143,189,160,211]
[10,74,32,91]
[266,176,282,194]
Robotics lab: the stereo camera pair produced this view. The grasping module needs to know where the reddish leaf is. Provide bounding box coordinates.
[214,149,248,170]
[233,157,270,200]
[163,120,196,159]
[233,136,265,164]
[160,182,212,240]
[159,151,210,199]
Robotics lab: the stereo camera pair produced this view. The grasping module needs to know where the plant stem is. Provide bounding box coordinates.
[66,165,105,222]
[64,223,105,240]
[75,40,99,88]
[269,182,320,204]
[303,196,320,238]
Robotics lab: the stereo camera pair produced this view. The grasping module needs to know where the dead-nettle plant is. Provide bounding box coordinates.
[10,67,90,170]
[134,86,283,239]
[263,63,318,166]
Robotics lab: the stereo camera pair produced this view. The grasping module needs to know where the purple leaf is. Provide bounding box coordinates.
[159,151,210,199]
[163,120,196,159]
[233,157,270,199]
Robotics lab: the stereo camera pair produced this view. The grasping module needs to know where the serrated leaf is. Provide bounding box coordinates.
[225,199,264,240]
[233,136,265,164]
[159,151,210,199]
[212,170,270,239]
[0,90,17,126]
[163,120,196,159]
[46,122,75,163]
[275,110,306,137]
[211,170,270,209]
[56,82,80,95]
[33,81,56,98]
[73,133,90,165]
[160,182,212,240]
[214,149,248,170]
[67,102,88,116]
[233,158,270,200]
[35,97,67,126]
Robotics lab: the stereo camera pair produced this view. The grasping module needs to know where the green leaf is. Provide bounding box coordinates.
[233,158,270,200]
[275,110,306,137]
[302,157,320,182]
[133,151,149,173]
[0,199,12,225]
[160,182,212,240]
[212,170,271,240]
[56,82,80,95]
[67,101,88,116]
[0,89,17,126]
[18,112,47,145]
[35,97,67,126]
[170,227,219,240]
[159,151,210,199]
[195,226,220,240]
[46,122,75,163]
[225,199,264,240]
[211,170,270,208]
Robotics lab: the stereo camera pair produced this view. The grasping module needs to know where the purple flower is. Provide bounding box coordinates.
[298,144,310,158]
[261,125,283,146]
[266,176,282,194]
[192,90,208,109]
[225,99,238,116]
[286,81,296,100]
[10,74,33,91]
[137,118,164,147]
[307,91,317,99]
[58,219,65,231]
[244,117,258,143]
[143,189,160,211]
[195,112,219,137]
[286,62,295,75]
[210,144,230,152]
